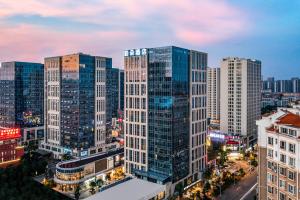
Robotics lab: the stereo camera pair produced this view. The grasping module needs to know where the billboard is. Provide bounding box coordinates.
[0,128,21,141]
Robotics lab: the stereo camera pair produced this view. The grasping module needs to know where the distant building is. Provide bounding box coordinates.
[275,80,293,93]
[0,128,24,168]
[207,67,220,122]
[41,53,112,158]
[0,61,44,145]
[291,78,300,93]
[263,77,275,92]
[124,46,207,195]
[220,57,261,147]
[257,105,300,200]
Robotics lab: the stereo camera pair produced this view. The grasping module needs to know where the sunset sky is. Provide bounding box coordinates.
[0,0,299,79]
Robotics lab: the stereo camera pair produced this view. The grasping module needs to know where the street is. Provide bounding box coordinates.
[215,169,257,200]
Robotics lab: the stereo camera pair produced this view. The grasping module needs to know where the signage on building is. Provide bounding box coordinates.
[63,148,72,154]
[0,128,21,141]
[80,150,88,157]
[124,49,147,57]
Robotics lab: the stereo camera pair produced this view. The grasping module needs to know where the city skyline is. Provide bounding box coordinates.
[0,0,299,79]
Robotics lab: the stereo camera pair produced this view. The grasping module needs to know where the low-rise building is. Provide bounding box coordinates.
[54,148,124,192]
[257,105,300,200]
[0,128,24,168]
[86,177,166,200]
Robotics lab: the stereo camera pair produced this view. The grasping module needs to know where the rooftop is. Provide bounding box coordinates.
[86,178,165,200]
[57,148,123,169]
[277,112,300,128]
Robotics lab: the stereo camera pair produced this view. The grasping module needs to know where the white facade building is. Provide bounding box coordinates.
[257,105,300,200]
[207,67,220,122]
[220,57,261,147]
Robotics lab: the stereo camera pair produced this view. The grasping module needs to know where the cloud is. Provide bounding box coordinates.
[0,0,249,66]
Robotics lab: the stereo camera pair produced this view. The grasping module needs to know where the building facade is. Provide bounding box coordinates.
[220,57,261,147]
[109,68,124,119]
[41,53,112,158]
[207,67,220,122]
[124,46,207,194]
[257,105,300,200]
[0,128,24,167]
[0,61,44,145]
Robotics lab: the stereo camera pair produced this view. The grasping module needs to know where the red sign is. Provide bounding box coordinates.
[0,128,21,141]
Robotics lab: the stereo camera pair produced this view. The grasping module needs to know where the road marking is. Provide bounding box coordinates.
[239,183,257,200]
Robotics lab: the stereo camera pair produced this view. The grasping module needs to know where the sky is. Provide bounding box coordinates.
[0,0,299,79]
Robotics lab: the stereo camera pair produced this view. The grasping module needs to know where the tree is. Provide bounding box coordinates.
[62,154,72,161]
[219,150,228,166]
[74,185,81,200]
[239,168,245,177]
[89,181,97,194]
[175,182,184,197]
[203,182,211,197]
[96,179,104,187]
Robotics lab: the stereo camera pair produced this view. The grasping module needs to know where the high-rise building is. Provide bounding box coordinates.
[0,61,44,144]
[109,68,124,119]
[207,67,220,122]
[275,80,293,93]
[291,78,300,93]
[257,105,300,200]
[41,53,112,158]
[220,57,261,147]
[124,46,207,194]
[263,77,275,92]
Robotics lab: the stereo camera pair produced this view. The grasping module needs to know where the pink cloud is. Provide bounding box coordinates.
[0,24,136,66]
[0,0,250,65]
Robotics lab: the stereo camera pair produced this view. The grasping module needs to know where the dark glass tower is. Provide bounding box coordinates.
[109,68,125,119]
[0,62,44,129]
[148,47,190,182]
[43,53,112,158]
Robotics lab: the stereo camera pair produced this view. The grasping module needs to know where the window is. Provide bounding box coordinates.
[288,157,295,167]
[279,167,286,176]
[289,143,295,153]
[268,149,273,158]
[268,137,274,145]
[288,171,295,180]
[280,154,286,163]
[279,192,286,200]
[288,184,295,194]
[268,186,274,194]
[279,180,285,188]
[280,141,286,150]
[281,127,287,134]
[288,129,296,136]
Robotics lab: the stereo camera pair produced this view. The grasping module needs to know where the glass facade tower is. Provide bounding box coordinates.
[43,53,112,158]
[148,47,190,182]
[0,62,44,142]
[124,46,207,190]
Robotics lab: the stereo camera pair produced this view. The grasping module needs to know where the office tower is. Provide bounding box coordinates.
[0,62,44,144]
[124,46,207,193]
[257,105,300,200]
[291,78,300,93]
[109,68,124,119]
[41,53,112,158]
[220,57,261,147]
[275,80,293,93]
[263,77,275,92]
[207,67,220,122]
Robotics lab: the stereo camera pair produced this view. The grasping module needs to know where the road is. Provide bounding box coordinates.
[215,169,257,200]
